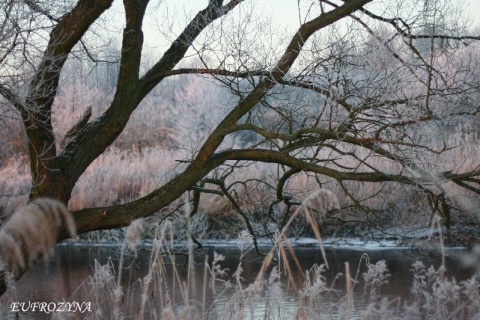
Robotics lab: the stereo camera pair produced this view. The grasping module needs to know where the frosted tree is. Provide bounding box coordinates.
[0,0,480,295]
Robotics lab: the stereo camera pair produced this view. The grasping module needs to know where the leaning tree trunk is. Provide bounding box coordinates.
[0,0,377,297]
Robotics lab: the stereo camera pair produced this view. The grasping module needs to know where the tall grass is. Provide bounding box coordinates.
[0,198,76,292]
[0,197,479,319]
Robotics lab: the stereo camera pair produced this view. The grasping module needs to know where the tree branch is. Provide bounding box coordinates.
[358,6,480,43]
[21,0,114,200]
[60,0,243,200]
[139,0,245,98]
[66,0,376,235]
[58,0,148,198]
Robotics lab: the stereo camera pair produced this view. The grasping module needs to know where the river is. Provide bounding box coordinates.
[0,244,476,319]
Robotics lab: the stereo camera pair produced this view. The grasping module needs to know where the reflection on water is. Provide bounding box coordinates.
[0,244,476,319]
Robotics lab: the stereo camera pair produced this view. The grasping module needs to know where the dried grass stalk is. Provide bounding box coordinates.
[302,189,341,222]
[0,198,76,275]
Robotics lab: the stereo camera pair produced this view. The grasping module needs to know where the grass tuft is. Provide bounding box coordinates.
[0,198,76,275]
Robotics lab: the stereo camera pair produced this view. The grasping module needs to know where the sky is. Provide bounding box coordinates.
[266,0,480,30]
[140,0,480,51]
[466,1,480,30]
[138,0,480,55]
[150,1,480,27]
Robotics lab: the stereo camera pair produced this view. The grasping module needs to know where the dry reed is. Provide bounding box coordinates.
[11,201,477,319]
[0,198,76,275]
[302,189,341,222]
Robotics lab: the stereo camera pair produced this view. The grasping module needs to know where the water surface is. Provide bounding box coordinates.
[0,244,475,319]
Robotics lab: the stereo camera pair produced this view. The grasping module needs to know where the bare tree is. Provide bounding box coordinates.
[1,0,480,295]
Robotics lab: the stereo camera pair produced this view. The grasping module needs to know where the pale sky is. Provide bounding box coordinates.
[151,1,480,27]
[141,0,480,50]
[265,0,480,30]
[466,0,480,28]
